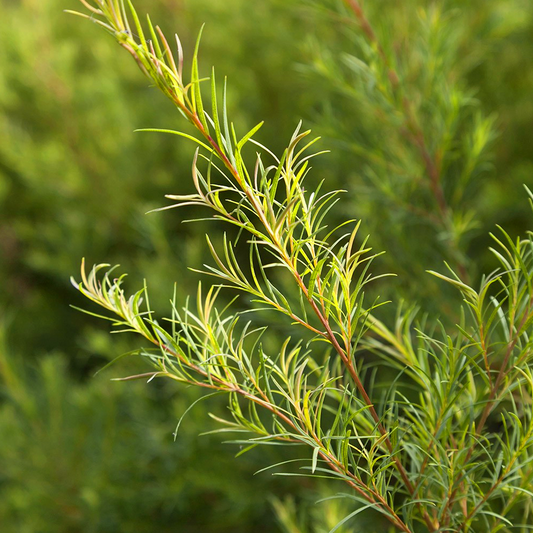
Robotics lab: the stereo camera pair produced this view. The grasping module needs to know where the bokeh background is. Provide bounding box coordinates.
[1,0,532,531]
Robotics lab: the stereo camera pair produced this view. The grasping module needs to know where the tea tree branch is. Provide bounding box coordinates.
[342,0,470,282]
[69,2,533,531]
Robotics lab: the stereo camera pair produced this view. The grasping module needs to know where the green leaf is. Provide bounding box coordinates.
[191,25,208,131]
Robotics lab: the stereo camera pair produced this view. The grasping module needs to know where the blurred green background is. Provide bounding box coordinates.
[1,0,532,531]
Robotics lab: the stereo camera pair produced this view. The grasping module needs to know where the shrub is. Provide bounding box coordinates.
[69,1,533,531]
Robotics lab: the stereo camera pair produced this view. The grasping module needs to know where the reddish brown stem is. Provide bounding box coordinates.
[343,0,469,285]
[88,8,417,530]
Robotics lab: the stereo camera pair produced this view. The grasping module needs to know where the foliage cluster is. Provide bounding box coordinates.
[69,0,533,531]
[0,324,303,533]
[1,0,533,531]
[0,0,315,530]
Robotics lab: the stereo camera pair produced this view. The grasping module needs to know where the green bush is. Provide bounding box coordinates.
[0,324,315,532]
[2,0,533,531]
[0,0,318,530]
[69,1,533,531]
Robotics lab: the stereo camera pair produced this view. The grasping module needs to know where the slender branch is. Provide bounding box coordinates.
[462,421,533,528]
[72,4,421,528]
[82,275,414,533]
[441,291,533,527]
[342,0,469,283]
[489,464,533,533]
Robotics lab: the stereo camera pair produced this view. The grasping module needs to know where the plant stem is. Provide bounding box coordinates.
[342,0,469,284]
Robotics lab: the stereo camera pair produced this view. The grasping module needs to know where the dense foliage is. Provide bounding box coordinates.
[1,0,533,531]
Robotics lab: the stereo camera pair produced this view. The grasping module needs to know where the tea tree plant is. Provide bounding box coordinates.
[70,1,533,531]
[301,0,502,311]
